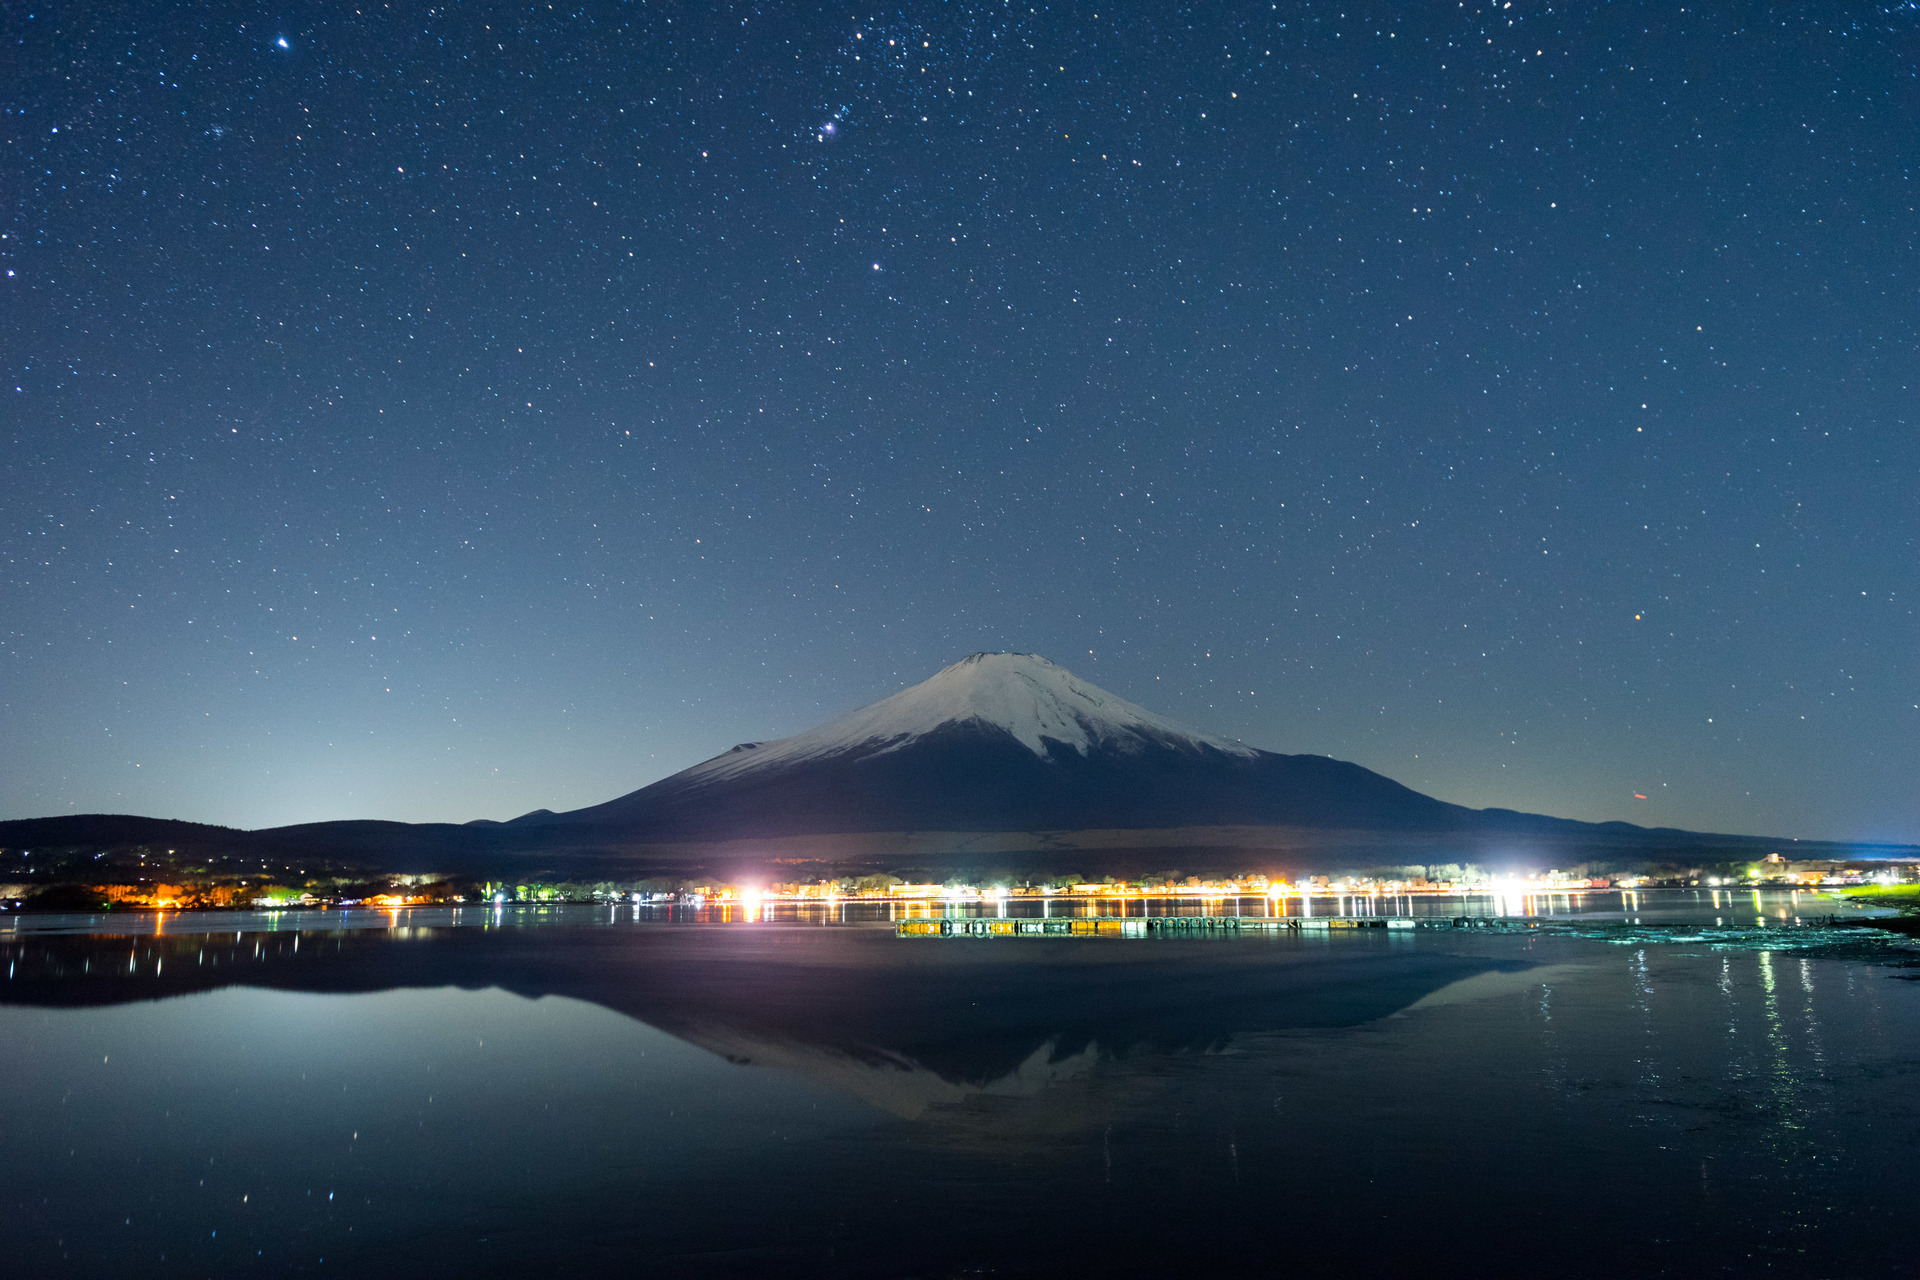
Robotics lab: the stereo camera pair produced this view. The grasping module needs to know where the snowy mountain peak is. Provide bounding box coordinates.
[677,652,1258,788]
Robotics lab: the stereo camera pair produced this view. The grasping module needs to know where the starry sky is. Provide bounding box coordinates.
[3,1,1915,842]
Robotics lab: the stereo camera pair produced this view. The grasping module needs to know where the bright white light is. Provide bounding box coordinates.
[277,36,290,49]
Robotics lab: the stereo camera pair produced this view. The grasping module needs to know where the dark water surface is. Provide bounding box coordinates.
[3,898,1919,1277]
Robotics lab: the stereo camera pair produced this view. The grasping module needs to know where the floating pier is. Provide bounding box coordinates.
[895,915,1857,940]
[897,915,1433,938]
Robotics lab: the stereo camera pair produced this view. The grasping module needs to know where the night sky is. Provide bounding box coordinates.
[4,2,1915,842]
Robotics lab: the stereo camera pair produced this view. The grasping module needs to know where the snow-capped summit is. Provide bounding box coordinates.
[526,651,1472,839]
[675,652,1258,790]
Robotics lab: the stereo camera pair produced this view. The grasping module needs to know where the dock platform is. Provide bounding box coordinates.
[896,916,1434,938]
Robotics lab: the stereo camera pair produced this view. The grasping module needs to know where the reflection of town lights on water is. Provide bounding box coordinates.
[1485,880,1532,917]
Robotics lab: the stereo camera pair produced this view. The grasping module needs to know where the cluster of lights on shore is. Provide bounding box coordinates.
[288,866,1883,913]
[48,863,1888,916]
[647,873,1637,911]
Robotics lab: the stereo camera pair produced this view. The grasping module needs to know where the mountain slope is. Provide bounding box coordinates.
[666,650,1260,786]
[529,653,1484,839]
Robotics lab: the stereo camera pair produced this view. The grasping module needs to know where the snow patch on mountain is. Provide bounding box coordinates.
[676,653,1259,787]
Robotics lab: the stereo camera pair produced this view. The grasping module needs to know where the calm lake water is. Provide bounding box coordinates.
[3,890,1918,1277]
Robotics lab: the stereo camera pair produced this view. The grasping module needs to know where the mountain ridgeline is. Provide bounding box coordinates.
[520,653,1481,839]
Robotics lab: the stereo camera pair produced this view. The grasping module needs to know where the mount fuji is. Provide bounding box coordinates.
[7,651,1894,877]
[516,652,1487,840]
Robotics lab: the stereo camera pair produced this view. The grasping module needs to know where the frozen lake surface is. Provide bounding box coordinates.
[3,891,1918,1277]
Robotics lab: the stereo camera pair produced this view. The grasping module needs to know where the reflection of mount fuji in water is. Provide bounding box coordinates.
[0,925,1522,1116]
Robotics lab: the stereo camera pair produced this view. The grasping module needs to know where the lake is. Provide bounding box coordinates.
[3,890,1918,1277]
